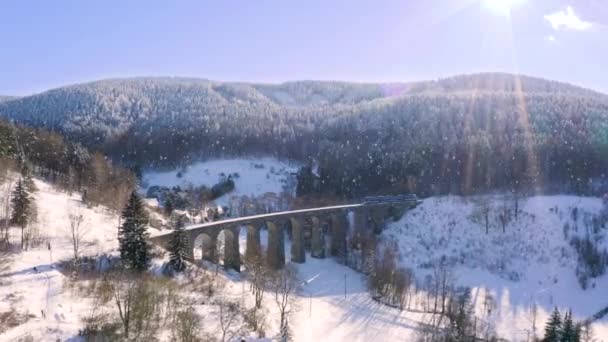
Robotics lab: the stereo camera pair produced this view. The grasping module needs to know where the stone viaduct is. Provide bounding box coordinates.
[149,198,420,271]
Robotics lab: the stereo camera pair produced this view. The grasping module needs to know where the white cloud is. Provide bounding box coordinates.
[545,35,557,43]
[544,6,592,31]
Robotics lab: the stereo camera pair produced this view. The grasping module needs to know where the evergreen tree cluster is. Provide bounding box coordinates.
[295,164,318,197]
[543,307,590,342]
[571,234,608,289]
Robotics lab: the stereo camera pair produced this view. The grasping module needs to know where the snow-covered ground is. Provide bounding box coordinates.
[142,157,300,206]
[0,176,426,341]
[2,175,607,341]
[0,179,119,341]
[384,195,608,341]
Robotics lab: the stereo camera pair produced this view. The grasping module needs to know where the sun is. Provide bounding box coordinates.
[481,0,526,16]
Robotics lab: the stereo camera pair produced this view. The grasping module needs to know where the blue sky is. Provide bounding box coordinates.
[1,0,606,95]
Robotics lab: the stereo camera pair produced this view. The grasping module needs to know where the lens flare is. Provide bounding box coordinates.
[481,0,526,16]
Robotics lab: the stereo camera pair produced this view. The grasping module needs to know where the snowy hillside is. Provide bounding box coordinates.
[383,195,608,341]
[142,157,299,206]
[0,179,120,341]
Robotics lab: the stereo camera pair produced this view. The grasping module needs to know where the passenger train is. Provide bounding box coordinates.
[363,194,418,204]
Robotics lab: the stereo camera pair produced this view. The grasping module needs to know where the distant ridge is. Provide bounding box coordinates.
[1,72,607,197]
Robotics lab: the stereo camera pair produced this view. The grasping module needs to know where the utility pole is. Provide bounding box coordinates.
[47,241,52,264]
[309,293,312,317]
[344,274,347,299]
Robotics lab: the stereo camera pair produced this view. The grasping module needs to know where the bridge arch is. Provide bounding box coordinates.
[193,232,217,263]
[217,228,240,271]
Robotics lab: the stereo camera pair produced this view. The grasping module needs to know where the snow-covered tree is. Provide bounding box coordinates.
[10,179,31,249]
[560,310,576,342]
[118,191,150,271]
[544,307,562,342]
[168,217,188,272]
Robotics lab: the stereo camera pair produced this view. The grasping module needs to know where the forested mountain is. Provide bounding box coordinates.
[1,73,607,197]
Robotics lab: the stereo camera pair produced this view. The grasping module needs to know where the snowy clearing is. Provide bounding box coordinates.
[142,158,299,206]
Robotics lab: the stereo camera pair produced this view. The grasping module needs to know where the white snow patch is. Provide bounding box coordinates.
[142,157,299,206]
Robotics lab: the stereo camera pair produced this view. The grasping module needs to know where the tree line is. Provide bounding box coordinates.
[2,74,608,198]
[0,118,136,211]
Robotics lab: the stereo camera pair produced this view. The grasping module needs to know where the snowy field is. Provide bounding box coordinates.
[1,175,607,341]
[142,158,300,205]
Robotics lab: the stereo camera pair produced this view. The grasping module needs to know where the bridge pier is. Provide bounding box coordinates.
[330,213,348,262]
[353,208,367,233]
[290,217,305,263]
[245,223,262,262]
[266,220,285,269]
[370,207,386,234]
[185,231,195,260]
[310,216,325,258]
[223,227,241,272]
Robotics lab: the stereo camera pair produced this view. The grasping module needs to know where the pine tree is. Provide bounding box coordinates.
[118,191,150,271]
[20,164,36,193]
[560,310,575,342]
[164,196,174,216]
[544,307,563,342]
[10,179,31,249]
[168,217,188,272]
[573,323,582,342]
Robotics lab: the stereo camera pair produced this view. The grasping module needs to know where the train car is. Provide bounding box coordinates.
[363,194,417,203]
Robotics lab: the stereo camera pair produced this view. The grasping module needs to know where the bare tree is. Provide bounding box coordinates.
[0,181,13,245]
[580,322,597,342]
[512,191,522,222]
[172,302,202,342]
[271,264,299,342]
[68,212,87,262]
[472,198,491,234]
[435,260,454,315]
[244,246,268,309]
[218,299,242,342]
[243,305,268,338]
[108,272,137,339]
[107,272,163,340]
[530,302,538,341]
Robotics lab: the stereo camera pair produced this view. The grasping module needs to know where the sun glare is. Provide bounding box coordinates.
[481,0,526,16]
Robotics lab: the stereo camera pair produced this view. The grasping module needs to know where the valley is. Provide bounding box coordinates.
[1,156,607,341]
[0,72,607,342]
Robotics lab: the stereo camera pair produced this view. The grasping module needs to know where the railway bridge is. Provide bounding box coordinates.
[149,195,421,271]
